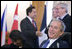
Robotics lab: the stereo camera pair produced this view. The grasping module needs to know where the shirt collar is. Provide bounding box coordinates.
[49,38,58,42]
[59,13,68,19]
[27,16,33,23]
[46,38,58,48]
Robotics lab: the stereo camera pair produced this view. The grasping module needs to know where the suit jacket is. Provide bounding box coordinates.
[62,14,71,32]
[20,17,39,48]
[45,27,71,47]
[40,37,69,48]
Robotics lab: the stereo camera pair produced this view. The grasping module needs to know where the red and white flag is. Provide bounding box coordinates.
[8,4,19,44]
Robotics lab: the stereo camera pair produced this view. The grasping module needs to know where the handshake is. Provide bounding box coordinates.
[36,31,43,37]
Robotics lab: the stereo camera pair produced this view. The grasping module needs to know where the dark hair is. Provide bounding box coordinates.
[9,30,22,42]
[26,6,35,16]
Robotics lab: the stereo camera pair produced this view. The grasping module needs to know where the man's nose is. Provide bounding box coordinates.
[50,28,54,31]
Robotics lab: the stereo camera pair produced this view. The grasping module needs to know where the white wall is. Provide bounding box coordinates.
[1,1,32,32]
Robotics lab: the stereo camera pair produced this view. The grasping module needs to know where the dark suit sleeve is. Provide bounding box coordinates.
[60,41,69,48]
[20,19,37,40]
[63,15,71,32]
[65,17,71,32]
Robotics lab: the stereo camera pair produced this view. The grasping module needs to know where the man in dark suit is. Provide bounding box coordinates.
[20,6,42,48]
[55,3,71,32]
[40,19,69,48]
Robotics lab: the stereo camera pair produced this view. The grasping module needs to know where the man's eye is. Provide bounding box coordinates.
[54,27,58,29]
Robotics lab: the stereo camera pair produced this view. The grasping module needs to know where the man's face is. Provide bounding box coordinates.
[52,8,58,18]
[29,9,37,19]
[48,21,63,39]
[55,5,66,17]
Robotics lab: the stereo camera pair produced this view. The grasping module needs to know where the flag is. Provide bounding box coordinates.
[1,5,7,46]
[11,4,18,31]
[32,1,45,31]
[40,5,47,31]
[30,3,32,7]
[39,1,53,45]
[8,4,19,44]
[39,4,48,46]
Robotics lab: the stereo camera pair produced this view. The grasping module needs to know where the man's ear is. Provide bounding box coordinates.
[28,12,30,16]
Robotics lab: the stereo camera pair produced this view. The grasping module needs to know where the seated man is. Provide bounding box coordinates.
[40,19,69,48]
[2,30,24,48]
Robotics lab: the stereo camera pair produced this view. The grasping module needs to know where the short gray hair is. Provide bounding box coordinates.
[51,19,66,32]
[56,3,68,13]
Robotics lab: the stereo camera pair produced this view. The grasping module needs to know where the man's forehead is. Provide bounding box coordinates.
[56,5,61,8]
[51,21,61,25]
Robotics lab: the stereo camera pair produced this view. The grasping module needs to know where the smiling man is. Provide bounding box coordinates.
[40,19,69,48]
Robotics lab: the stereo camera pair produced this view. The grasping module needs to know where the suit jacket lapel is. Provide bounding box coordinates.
[49,37,62,48]
[62,14,69,21]
[26,17,37,30]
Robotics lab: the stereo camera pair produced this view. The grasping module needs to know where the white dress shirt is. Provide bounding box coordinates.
[46,38,58,48]
[57,13,68,20]
[27,16,33,23]
[27,16,36,28]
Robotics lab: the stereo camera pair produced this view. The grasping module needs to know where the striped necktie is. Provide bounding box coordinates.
[42,40,50,48]
[32,20,36,28]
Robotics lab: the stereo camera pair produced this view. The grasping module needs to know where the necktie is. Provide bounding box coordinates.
[32,20,36,28]
[59,18,62,20]
[42,40,50,48]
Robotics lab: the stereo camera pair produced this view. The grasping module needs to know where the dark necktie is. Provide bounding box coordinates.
[42,40,50,48]
[32,20,36,28]
[59,18,62,20]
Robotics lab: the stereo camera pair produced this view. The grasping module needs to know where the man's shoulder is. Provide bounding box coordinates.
[58,39,68,44]
[64,14,71,19]
[55,38,69,47]
[21,17,29,23]
[58,40,69,48]
[63,14,71,23]
[55,37,68,43]
[21,17,28,21]
[50,38,69,48]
